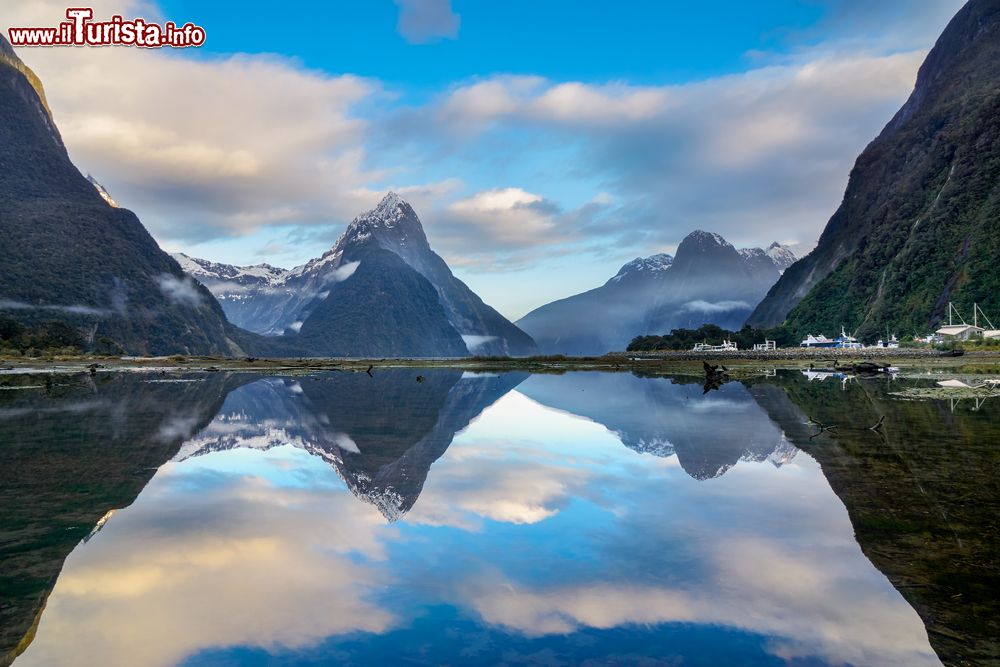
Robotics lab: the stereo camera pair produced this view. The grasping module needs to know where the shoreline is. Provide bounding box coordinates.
[2,348,999,376]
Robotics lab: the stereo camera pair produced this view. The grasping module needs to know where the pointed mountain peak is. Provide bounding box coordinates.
[0,34,54,122]
[681,230,732,248]
[337,191,430,259]
[377,190,403,211]
[362,191,414,226]
[0,34,16,60]
[764,242,797,271]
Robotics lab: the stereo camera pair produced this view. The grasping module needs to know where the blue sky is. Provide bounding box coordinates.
[156,1,824,85]
[5,0,965,318]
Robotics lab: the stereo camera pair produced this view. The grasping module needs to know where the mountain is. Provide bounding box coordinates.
[516,231,795,355]
[0,35,248,356]
[175,369,527,521]
[171,253,297,333]
[296,247,469,357]
[748,0,1000,336]
[748,370,1000,665]
[0,371,253,666]
[177,193,538,357]
[518,371,797,480]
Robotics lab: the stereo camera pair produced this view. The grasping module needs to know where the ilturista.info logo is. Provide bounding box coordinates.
[8,7,206,48]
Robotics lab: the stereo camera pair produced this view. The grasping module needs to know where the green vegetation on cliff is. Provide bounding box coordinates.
[749,0,1000,339]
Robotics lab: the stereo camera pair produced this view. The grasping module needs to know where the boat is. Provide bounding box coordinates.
[874,334,899,349]
[692,340,738,352]
[800,334,836,348]
[833,326,863,349]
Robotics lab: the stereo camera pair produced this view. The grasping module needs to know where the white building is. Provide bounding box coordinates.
[935,324,984,340]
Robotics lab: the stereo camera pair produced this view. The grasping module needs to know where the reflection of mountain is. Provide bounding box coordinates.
[0,372,252,667]
[177,370,526,520]
[748,372,1000,666]
[517,372,796,480]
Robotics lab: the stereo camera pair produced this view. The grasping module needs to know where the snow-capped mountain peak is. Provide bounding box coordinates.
[171,252,289,288]
[765,242,797,272]
[350,191,409,232]
[609,253,674,283]
[373,191,404,221]
[684,230,732,248]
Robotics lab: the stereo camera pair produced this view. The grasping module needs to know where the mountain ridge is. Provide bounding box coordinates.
[177,193,538,356]
[516,230,794,355]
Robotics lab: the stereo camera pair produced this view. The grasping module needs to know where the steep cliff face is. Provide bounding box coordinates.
[0,36,245,355]
[295,247,469,358]
[749,0,1000,336]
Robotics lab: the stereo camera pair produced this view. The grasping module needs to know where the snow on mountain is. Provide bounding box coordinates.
[518,230,797,355]
[172,253,289,290]
[85,174,118,208]
[171,193,538,355]
[739,243,797,273]
[764,242,797,272]
[609,253,673,283]
[685,230,733,249]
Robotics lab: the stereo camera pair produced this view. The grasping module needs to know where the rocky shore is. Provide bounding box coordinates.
[619,347,965,362]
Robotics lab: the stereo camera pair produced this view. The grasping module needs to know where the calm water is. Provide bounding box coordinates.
[2,368,998,666]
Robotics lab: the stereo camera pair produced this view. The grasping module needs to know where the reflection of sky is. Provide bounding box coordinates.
[16,380,940,667]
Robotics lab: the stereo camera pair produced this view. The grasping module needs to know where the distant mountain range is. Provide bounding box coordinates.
[519,372,797,480]
[516,231,795,355]
[749,0,1000,337]
[175,193,538,357]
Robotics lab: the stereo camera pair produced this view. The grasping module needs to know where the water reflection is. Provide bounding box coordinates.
[0,371,253,665]
[173,370,526,521]
[5,369,948,666]
[518,372,798,478]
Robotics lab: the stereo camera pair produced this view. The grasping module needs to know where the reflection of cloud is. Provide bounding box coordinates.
[465,581,696,635]
[155,414,200,443]
[407,439,590,529]
[332,431,360,454]
[19,383,938,667]
[17,450,395,667]
[460,536,939,666]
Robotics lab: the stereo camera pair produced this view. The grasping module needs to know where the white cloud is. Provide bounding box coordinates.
[390,51,927,262]
[325,260,360,284]
[155,274,203,307]
[3,0,381,244]
[681,300,752,314]
[0,299,111,317]
[461,334,497,352]
[1,0,958,309]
